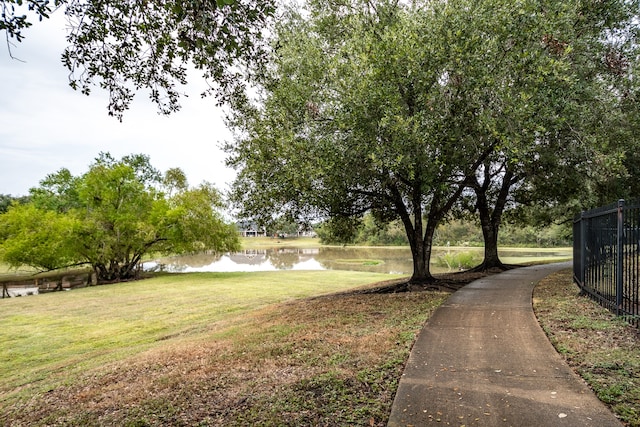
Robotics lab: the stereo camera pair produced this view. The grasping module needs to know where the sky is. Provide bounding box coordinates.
[0,13,237,197]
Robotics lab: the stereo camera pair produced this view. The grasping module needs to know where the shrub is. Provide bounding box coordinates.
[434,251,480,270]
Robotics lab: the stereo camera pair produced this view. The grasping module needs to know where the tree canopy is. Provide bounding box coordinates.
[225,0,639,283]
[1,0,276,119]
[0,153,240,281]
[459,0,639,269]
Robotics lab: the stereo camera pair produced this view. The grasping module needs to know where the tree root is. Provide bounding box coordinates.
[467,261,518,273]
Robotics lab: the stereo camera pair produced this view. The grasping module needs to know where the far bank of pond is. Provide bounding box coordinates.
[148,246,573,275]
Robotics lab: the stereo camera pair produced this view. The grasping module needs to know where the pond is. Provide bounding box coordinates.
[146,246,573,275]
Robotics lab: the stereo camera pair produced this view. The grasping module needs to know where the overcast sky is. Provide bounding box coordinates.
[0,13,237,197]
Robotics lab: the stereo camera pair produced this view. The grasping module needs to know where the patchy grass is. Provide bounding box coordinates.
[0,271,402,407]
[500,247,573,265]
[0,270,452,426]
[334,258,384,266]
[534,269,640,427]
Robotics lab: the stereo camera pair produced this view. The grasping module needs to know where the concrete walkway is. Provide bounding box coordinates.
[388,262,622,427]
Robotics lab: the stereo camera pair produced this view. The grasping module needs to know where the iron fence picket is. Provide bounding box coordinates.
[574,199,640,327]
[573,200,640,326]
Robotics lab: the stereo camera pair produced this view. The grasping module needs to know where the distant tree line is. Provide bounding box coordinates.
[316,215,571,248]
[0,194,29,214]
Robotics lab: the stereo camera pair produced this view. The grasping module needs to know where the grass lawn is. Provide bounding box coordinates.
[1,270,438,426]
[240,236,322,249]
[499,246,573,265]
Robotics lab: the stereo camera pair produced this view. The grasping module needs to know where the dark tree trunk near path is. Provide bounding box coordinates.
[394,179,436,284]
[470,165,521,272]
[476,204,507,271]
[394,176,468,284]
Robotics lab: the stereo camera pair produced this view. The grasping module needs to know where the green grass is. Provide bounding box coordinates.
[0,270,442,426]
[534,269,640,426]
[498,246,573,264]
[334,258,384,266]
[0,270,402,408]
[240,236,321,249]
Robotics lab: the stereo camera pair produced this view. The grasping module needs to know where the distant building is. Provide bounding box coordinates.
[236,220,318,238]
[236,221,267,237]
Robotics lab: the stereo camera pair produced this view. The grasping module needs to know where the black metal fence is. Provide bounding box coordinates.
[573,199,640,326]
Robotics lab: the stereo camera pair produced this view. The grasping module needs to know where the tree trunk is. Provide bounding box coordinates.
[396,203,435,284]
[477,207,507,270]
[470,165,517,272]
[405,210,439,284]
[409,236,434,283]
[410,217,438,283]
[390,169,469,285]
[93,260,139,283]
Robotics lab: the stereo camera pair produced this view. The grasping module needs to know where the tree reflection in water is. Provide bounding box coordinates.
[148,247,412,274]
[147,247,571,274]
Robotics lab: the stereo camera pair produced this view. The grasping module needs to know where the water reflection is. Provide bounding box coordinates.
[147,246,572,275]
[148,247,415,274]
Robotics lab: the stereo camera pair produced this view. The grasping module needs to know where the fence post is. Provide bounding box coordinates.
[580,212,586,288]
[617,199,625,313]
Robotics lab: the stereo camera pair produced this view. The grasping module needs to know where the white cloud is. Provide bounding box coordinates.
[0,12,237,196]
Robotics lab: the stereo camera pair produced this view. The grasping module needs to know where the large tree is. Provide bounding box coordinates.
[1,0,275,119]
[226,0,639,283]
[468,0,640,270]
[0,153,240,282]
[226,0,516,284]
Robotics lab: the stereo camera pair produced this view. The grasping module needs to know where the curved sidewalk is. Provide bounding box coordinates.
[388,262,622,427]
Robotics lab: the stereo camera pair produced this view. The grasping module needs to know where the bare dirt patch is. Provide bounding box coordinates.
[355,269,497,294]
